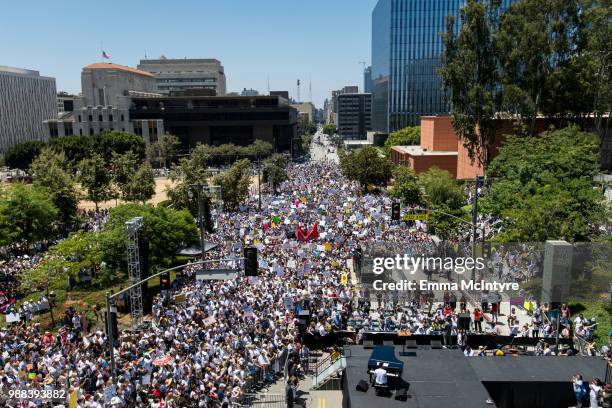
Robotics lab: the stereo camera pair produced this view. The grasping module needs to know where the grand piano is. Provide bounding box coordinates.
[367,345,404,387]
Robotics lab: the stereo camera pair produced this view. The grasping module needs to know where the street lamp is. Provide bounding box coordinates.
[188,186,207,262]
[46,284,56,328]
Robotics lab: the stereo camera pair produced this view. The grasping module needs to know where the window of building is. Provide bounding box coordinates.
[121,114,125,121]
[78,115,82,123]
[98,114,103,122]
[88,115,93,122]
[109,114,113,122]
[89,128,94,136]
[79,129,83,136]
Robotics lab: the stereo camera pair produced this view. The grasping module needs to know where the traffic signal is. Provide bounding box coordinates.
[244,247,259,276]
[391,202,400,221]
[482,242,492,260]
[105,311,118,337]
[160,272,171,290]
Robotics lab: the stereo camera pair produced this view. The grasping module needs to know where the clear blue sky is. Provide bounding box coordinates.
[1,0,378,109]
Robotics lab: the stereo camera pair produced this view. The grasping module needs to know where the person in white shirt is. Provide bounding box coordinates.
[374,363,387,386]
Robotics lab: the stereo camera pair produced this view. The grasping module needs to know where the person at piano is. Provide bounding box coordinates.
[374,362,388,387]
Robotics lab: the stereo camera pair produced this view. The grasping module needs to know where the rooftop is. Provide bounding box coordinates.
[0,65,43,77]
[83,63,154,77]
[393,145,458,156]
[138,58,222,64]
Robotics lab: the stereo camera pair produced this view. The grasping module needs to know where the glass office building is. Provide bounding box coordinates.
[371,0,515,132]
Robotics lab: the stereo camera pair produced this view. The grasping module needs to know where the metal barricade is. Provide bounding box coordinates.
[241,393,286,408]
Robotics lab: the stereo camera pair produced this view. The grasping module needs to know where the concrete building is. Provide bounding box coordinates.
[336,93,372,140]
[389,115,548,179]
[137,58,226,96]
[81,63,157,106]
[128,94,298,151]
[45,63,160,138]
[57,92,76,113]
[326,86,360,125]
[240,88,259,96]
[270,91,289,100]
[290,102,316,123]
[0,65,57,151]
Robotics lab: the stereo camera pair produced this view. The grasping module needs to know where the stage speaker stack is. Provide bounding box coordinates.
[458,313,471,330]
[244,247,258,276]
[356,380,369,392]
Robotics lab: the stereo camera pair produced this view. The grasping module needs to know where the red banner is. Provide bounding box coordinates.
[296,223,319,241]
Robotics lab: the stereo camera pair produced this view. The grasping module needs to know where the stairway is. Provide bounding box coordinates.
[312,356,346,389]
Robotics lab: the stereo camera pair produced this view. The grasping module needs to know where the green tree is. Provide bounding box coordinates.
[111,151,140,200]
[495,0,585,129]
[167,143,211,212]
[102,204,199,272]
[323,124,337,136]
[125,163,156,203]
[263,154,288,192]
[419,167,466,208]
[248,139,274,159]
[440,0,500,169]
[51,230,107,285]
[48,135,93,166]
[30,148,79,227]
[339,146,392,191]
[77,153,113,211]
[95,130,146,162]
[582,0,612,169]
[389,165,423,206]
[419,167,467,239]
[384,126,421,154]
[0,184,58,246]
[213,159,252,209]
[482,126,606,241]
[146,133,181,168]
[299,121,317,136]
[4,140,45,170]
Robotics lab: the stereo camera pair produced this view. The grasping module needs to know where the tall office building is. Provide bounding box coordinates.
[337,93,372,140]
[371,0,515,132]
[137,58,226,96]
[0,66,57,151]
[363,66,372,94]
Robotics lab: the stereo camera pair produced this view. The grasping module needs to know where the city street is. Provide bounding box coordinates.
[310,129,339,164]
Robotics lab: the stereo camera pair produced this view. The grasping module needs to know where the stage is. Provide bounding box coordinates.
[342,345,606,408]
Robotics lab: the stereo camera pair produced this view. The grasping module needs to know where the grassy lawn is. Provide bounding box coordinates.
[1,268,182,331]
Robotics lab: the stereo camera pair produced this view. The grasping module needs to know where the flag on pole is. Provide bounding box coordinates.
[102,51,111,59]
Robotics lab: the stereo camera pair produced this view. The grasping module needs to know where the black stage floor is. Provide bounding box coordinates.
[343,345,606,408]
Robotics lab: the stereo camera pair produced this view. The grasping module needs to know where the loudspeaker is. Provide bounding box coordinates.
[356,380,369,392]
[244,247,258,276]
[203,198,214,233]
[395,388,408,401]
[160,272,171,290]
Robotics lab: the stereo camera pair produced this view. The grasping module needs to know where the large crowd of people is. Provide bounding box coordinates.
[0,147,609,407]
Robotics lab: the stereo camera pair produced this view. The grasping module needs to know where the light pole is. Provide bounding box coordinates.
[189,185,207,262]
[257,154,262,211]
[45,284,55,328]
